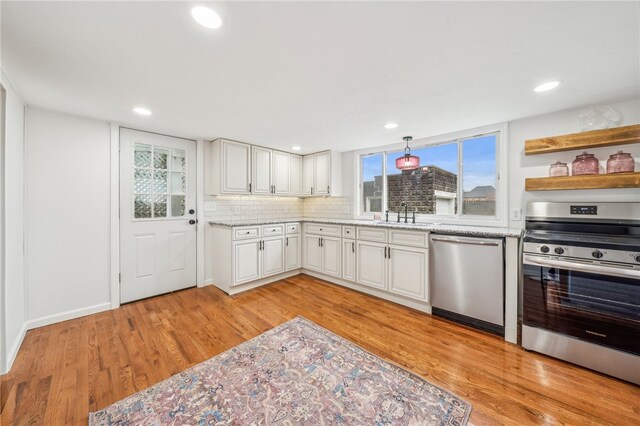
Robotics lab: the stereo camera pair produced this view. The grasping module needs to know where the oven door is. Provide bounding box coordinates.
[523,254,640,355]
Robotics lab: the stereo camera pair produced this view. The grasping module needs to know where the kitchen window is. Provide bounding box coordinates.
[356,124,506,225]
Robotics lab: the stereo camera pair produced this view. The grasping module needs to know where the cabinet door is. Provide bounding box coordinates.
[342,240,356,282]
[289,154,303,196]
[222,140,251,194]
[272,151,290,195]
[233,240,260,285]
[285,235,301,271]
[303,234,321,271]
[314,151,331,195]
[302,155,314,196]
[356,241,387,290]
[252,146,272,195]
[321,236,342,278]
[262,237,285,277]
[388,246,428,301]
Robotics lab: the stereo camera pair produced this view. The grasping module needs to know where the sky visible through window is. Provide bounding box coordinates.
[362,135,496,191]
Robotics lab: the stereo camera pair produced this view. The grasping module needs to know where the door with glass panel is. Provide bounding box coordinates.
[120,128,197,303]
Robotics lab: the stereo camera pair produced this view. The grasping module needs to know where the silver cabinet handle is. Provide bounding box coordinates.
[352,242,355,253]
[286,237,289,246]
[249,183,252,192]
[387,246,391,259]
[311,187,314,195]
[327,185,330,193]
[384,247,387,258]
[430,236,500,246]
[523,254,640,279]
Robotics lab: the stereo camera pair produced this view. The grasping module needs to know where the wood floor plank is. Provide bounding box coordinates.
[1,275,639,425]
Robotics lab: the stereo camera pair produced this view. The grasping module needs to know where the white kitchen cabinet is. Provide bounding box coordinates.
[356,241,387,290]
[302,151,342,197]
[342,239,356,282]
[302,155,314,196]
[321,236,342,278]
[303,234,321,271]
[387,245,428,301]
[285,234,301,271]
[252,146,272,195]
[262,236,285,277]
[233,240,261,285]
[272,151,290,195]
[289,154,302,196]
[205,139,251,195]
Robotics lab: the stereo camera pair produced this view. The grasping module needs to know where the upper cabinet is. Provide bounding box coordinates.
[205,139,251,195]
[206,141,340,197]
[302,150,342,197]
[289,154,303,196]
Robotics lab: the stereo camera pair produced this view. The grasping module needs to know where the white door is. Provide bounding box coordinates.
[342,239,356,281]
[314,152,331,195]
[233,240,261,285]
[303,234,321,271]
[120,129,197,303]
[262,237,285,277]
[388,246,428,301]
[321,236,342,278]
[272,151,290,195]
[252,146,272,195]
[286,234,301,271]
[357,241,387,290]
[289,154,303,196]
[222,140,251,194]
[302,155,314,196]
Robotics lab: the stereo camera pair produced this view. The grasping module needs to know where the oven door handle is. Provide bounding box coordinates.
[523,254,640,280]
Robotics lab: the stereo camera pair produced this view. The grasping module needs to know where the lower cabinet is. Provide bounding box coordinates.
[303,234,341,277]
[356,241,428,301]
[232,236,284,286]
[342,239,356,281]
[285,234,301,271]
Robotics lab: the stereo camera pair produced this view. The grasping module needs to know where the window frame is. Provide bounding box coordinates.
[354,123,508,227]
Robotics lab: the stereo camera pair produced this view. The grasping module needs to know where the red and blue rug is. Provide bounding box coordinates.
[90,316,471,425]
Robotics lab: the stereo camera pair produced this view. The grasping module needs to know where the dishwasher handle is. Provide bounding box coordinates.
[430,236,501,246]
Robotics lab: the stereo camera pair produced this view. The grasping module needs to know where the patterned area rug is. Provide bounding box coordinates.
[90,316,472,425]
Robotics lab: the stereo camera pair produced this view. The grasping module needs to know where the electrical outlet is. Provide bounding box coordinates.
[511,208,522,221]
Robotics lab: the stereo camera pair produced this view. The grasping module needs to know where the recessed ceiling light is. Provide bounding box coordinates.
[384,122,398,129]
[191,6,222,29]
[534,81,561,93]
[291,146,301,151]
[133,107,152,116]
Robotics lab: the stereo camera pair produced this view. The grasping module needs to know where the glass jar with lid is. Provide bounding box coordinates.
[549,161,569,177]
[606,151,635,174]
[572,152,599,176]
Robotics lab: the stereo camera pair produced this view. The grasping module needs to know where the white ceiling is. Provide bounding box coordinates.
[2,1,639,154]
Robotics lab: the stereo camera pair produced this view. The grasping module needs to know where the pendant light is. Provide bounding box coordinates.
[395,136,420,171]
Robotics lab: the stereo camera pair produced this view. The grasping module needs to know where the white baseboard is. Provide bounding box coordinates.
[200,278,213,287]
[3,322,27,374]
[25,302,111,330]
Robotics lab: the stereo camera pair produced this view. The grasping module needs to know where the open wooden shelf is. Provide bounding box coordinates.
[525,172,640,191]
[524,124,640,156]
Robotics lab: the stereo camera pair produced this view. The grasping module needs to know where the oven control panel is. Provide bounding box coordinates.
[570,205,598,215]
[523,242,640,267]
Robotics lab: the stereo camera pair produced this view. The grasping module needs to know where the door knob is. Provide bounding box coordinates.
[188,209,195,214]
[189,219,197,225]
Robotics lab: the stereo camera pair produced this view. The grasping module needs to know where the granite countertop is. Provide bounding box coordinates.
[208,217,522,238]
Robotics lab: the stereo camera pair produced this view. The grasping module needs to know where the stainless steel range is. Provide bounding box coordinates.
[522,202,640,385]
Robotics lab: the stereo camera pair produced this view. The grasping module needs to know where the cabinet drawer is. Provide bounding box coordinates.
[262,224,284,236]
[389,230,428,248]
[234,226,261,240]
[304,223,341,237]
[286,223,300,234]
[342,226,356,239]
[357,227,388,243]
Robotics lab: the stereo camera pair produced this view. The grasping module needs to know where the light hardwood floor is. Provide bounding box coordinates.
[1,274,639,425]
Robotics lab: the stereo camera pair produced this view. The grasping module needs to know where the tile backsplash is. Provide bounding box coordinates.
[204,196,353,221]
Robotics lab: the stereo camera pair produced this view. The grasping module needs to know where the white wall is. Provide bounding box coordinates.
[508,97,640,228]
[1,69,26,374]
[25,107,111,328]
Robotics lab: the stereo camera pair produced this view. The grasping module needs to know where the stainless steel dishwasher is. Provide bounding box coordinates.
[429,234,504,335]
